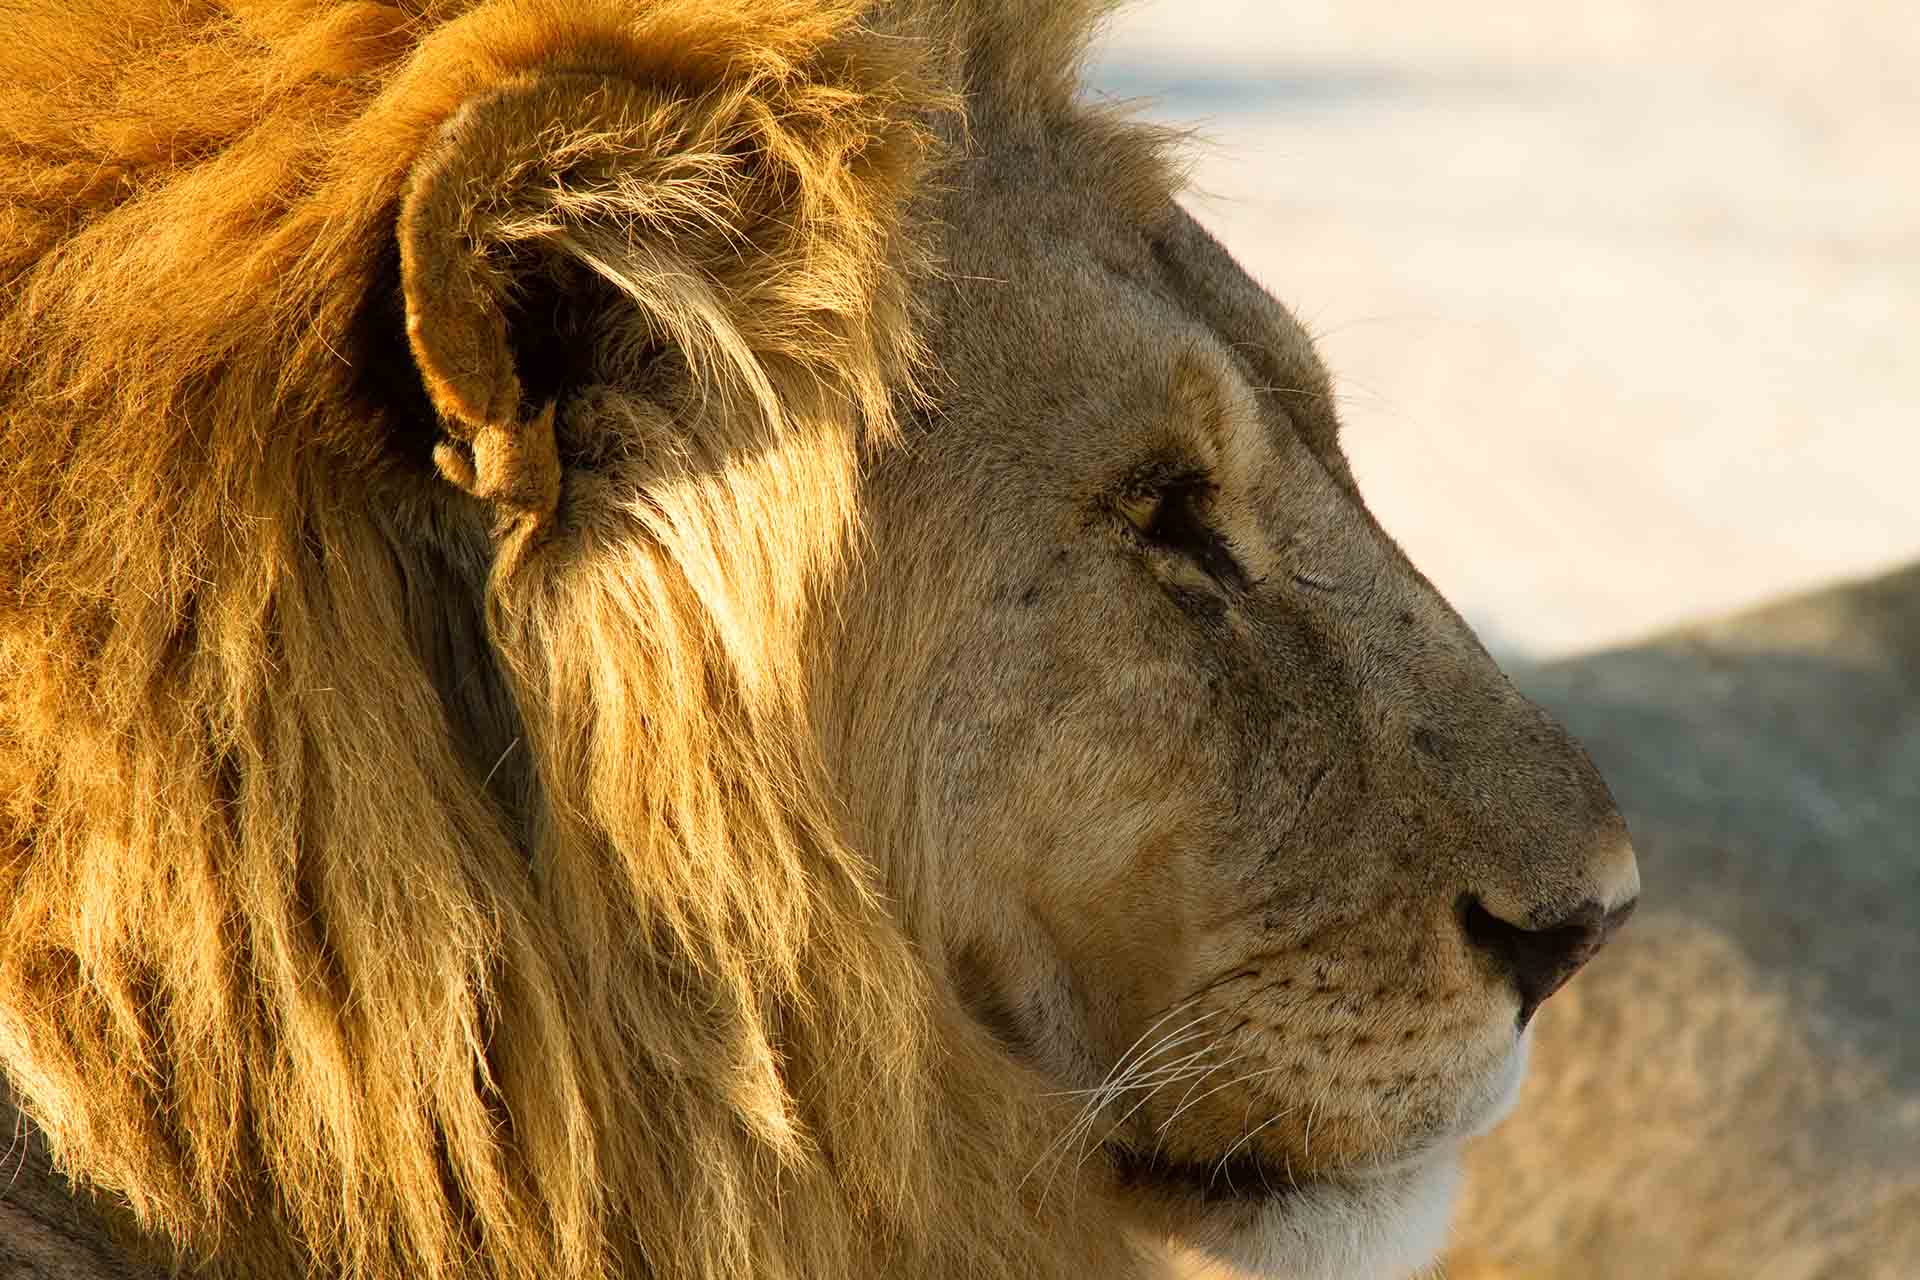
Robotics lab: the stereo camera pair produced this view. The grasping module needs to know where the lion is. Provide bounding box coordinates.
[0,2,1638,1278]
[1443,562,1920,1279]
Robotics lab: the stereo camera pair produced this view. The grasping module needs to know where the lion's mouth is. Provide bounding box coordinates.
[1105,1142,1303,1205]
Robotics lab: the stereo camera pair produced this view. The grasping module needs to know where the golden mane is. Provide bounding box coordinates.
[0,2,1160,1277]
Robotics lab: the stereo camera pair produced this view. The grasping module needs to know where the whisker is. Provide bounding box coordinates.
[1092,1047,1249,1153]
[1078,1052,1261,1182]
[1156,1060,1293,1137]
[1024,1011,1218,1201]
[1042,1040,1221,1102]
[1103,995,1211,1080]
[1022,968,1287,1207]
[1215,1100,1297,1173]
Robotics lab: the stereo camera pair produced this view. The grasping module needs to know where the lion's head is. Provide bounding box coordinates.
[0,2,1636,1278]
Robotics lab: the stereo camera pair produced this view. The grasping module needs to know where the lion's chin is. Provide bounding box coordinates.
[1165,1151,1461,1280]
[1149,1031,1531,1278]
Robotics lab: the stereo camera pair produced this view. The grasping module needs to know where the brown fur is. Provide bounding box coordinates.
[1,2,1637,1278]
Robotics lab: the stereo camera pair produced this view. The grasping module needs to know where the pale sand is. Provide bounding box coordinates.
[1092,0,1920,658]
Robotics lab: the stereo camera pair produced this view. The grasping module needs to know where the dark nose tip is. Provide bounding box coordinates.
[1460,894,1637,1027]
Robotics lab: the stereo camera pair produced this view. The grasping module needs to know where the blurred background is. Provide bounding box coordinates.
[1090,0,1919,658]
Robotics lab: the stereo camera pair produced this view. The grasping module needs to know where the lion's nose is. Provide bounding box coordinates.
[1460,891,1637,1027]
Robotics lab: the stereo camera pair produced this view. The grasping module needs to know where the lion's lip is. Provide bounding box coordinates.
[1106,1033,1527,1207]
[1104,1141,1306,1205]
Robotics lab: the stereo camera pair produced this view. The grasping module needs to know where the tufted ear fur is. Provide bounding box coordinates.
[394,7,939,547]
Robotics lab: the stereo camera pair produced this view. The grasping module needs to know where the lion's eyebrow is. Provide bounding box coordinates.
[1166,346,1270,491]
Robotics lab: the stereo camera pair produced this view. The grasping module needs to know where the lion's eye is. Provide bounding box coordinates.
[1117,474,1249,592]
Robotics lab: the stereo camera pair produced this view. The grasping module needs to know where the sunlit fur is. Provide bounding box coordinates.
[0,2,1154,1277]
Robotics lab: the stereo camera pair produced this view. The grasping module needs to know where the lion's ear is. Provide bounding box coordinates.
[396,72,602,522]
[393,18,937,525]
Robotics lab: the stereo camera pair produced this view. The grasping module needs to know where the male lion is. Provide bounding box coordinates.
[0,2,1637,1278]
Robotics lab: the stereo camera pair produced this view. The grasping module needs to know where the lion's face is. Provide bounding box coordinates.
[829,128,1639,1275]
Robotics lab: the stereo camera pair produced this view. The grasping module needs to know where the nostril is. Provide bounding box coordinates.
[1459,894,1636,1027]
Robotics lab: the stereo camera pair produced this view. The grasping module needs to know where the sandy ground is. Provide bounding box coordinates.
[1091,0,1920,658]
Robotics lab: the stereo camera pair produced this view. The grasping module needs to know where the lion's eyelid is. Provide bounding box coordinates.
[1118,477,1250,594]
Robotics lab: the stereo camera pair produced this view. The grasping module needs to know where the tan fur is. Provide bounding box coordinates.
[1,3,1637,1278]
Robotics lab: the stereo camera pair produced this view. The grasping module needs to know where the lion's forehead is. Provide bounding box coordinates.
[914,134,1341,533]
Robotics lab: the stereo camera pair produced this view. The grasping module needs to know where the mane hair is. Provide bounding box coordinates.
[0,1,1161,1277]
